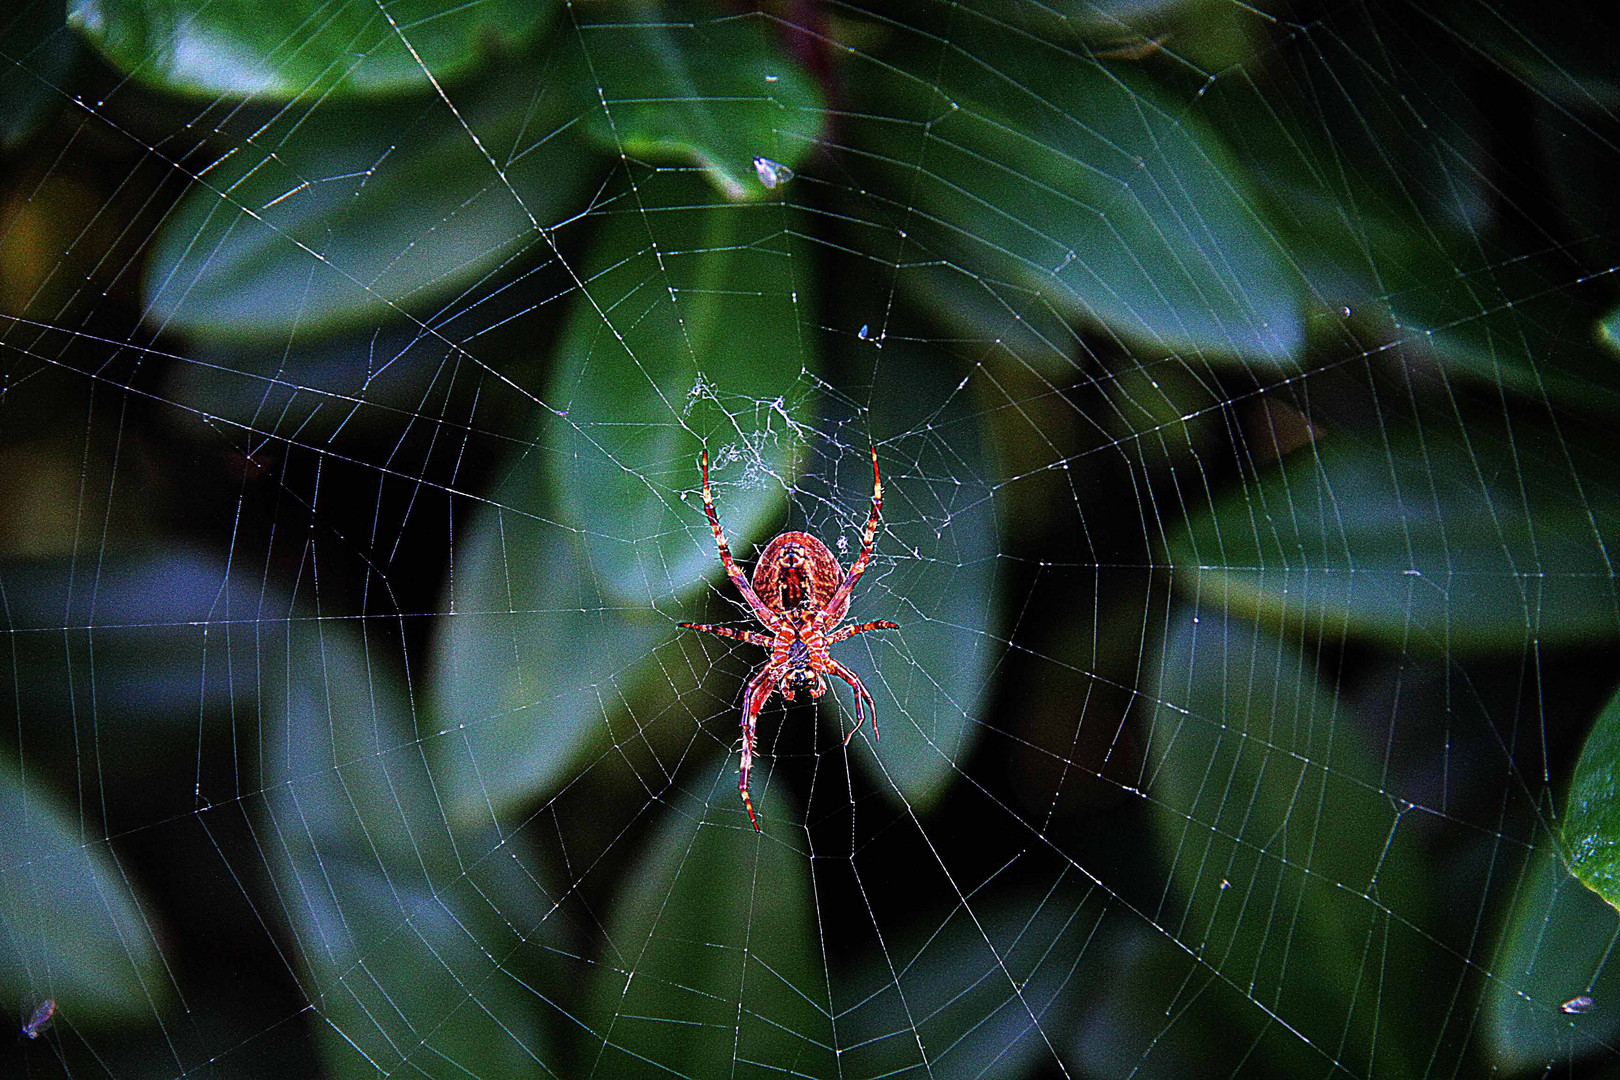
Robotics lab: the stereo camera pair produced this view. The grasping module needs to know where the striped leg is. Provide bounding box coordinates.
[698,450,778,626]
[739,664,780,831]
[828,619,900,645]
[824,447,884,618]
[827,658,880,745]
[679,622,773,646]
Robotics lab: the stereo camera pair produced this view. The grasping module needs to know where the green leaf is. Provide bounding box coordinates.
[0,752,166,1026]
[143,60,592,341]
[846,18,1303,366]
[430,171,815,826]
[581,780,830,1077]
[69,0,547,98]
[838,878,1092,1079]
[550,171,817,603]
[1168,426,1620,653]
[1389,249,1620,416]
[1064,906,1328,1079]
[1598,305,1620,359]
[1482,842,1620,1071]
[846,412,999,810]
[1145,607,1430,1075]
[0,554,271,824]
[0,553,244,732]
[794,298,1001,811]
[260,616,557,1078]
[1204,43,1620,415]
[1464,5,1620,108]
[430,514,669,825]
[1565,684,1620,908]
[2,0,79,151]
[569,2,824,200]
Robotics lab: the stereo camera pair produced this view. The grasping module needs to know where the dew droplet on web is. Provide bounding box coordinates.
[1561,995,1595,1015]
[858,324,869,340]
[22,998,55,1040]
[753,156,793,189]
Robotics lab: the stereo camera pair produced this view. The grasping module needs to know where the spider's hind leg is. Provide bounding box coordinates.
[738,664,779,832]
[827,659,879,745]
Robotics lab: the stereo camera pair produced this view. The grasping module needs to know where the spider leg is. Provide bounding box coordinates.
[823,447,884,622]
[827,619,900,645]
[826,658,880,745]
[698,450,779,627]
[679,622,773,647]
[738,662,780,832]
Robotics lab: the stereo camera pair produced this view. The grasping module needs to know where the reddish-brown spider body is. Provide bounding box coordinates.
[680,449,900,831]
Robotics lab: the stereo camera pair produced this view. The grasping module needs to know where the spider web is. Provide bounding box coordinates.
[2,1,1619,1078]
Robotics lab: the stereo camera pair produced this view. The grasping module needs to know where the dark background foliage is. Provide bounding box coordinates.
[5,0,1620,1077]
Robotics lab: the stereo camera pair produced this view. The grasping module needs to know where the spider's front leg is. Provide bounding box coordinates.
[679,622,773,647]
[697,450,778,626]
[824,447,885,616]
[737,662,781,832]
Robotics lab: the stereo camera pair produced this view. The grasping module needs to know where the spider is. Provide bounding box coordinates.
[680,447,899,831]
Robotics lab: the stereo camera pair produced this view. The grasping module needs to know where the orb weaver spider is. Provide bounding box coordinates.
[680,447,900,831]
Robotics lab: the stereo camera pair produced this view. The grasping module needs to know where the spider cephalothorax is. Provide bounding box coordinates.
[679,448,899,831]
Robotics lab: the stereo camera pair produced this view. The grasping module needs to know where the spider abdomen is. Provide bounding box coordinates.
[751,530,850,622]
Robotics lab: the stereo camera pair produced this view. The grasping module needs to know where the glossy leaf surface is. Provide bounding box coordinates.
[569,3,823,200]
[549,171,816,604]
[1146,608,1431,1075]
[1565,684,1620,908]
[847,18,1303,366]
[0,753,165,1026]
[261,615,556,1078]
[143,62,591,340]
[581,780,828,1076]
[70,0,547,98]
[1169,427,1620,652]
[1482,842,1620,1071]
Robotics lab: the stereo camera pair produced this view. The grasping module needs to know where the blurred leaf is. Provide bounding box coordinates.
[1565,684,1620,908]
[1463,4,1620,108]
[867,252,1085,375]
[959,0,1264,83]
[1145,607,1429,1075]
[839,877,1091,1079]
[431,171,815,826]
[846,18,1303,367]
[1064,905,1327,1079]
[0,752,166,1026]
[803,329,1001,810]
[1204,32,1620,415]
[550,171,816,603]
[1390,250,1620,416]
[1169,427,1620,653]
[143,59,592,341]
[1482,842,1620,1071]
[0,553,244,730]
[260,615,558,1078]
[581,780,831,1077]
[569,2,824,200]
[430,512,668,825]
[1,0,78,151]
[1599,305,1620,359]
[166,330,462,445]
[68,0,547,98]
